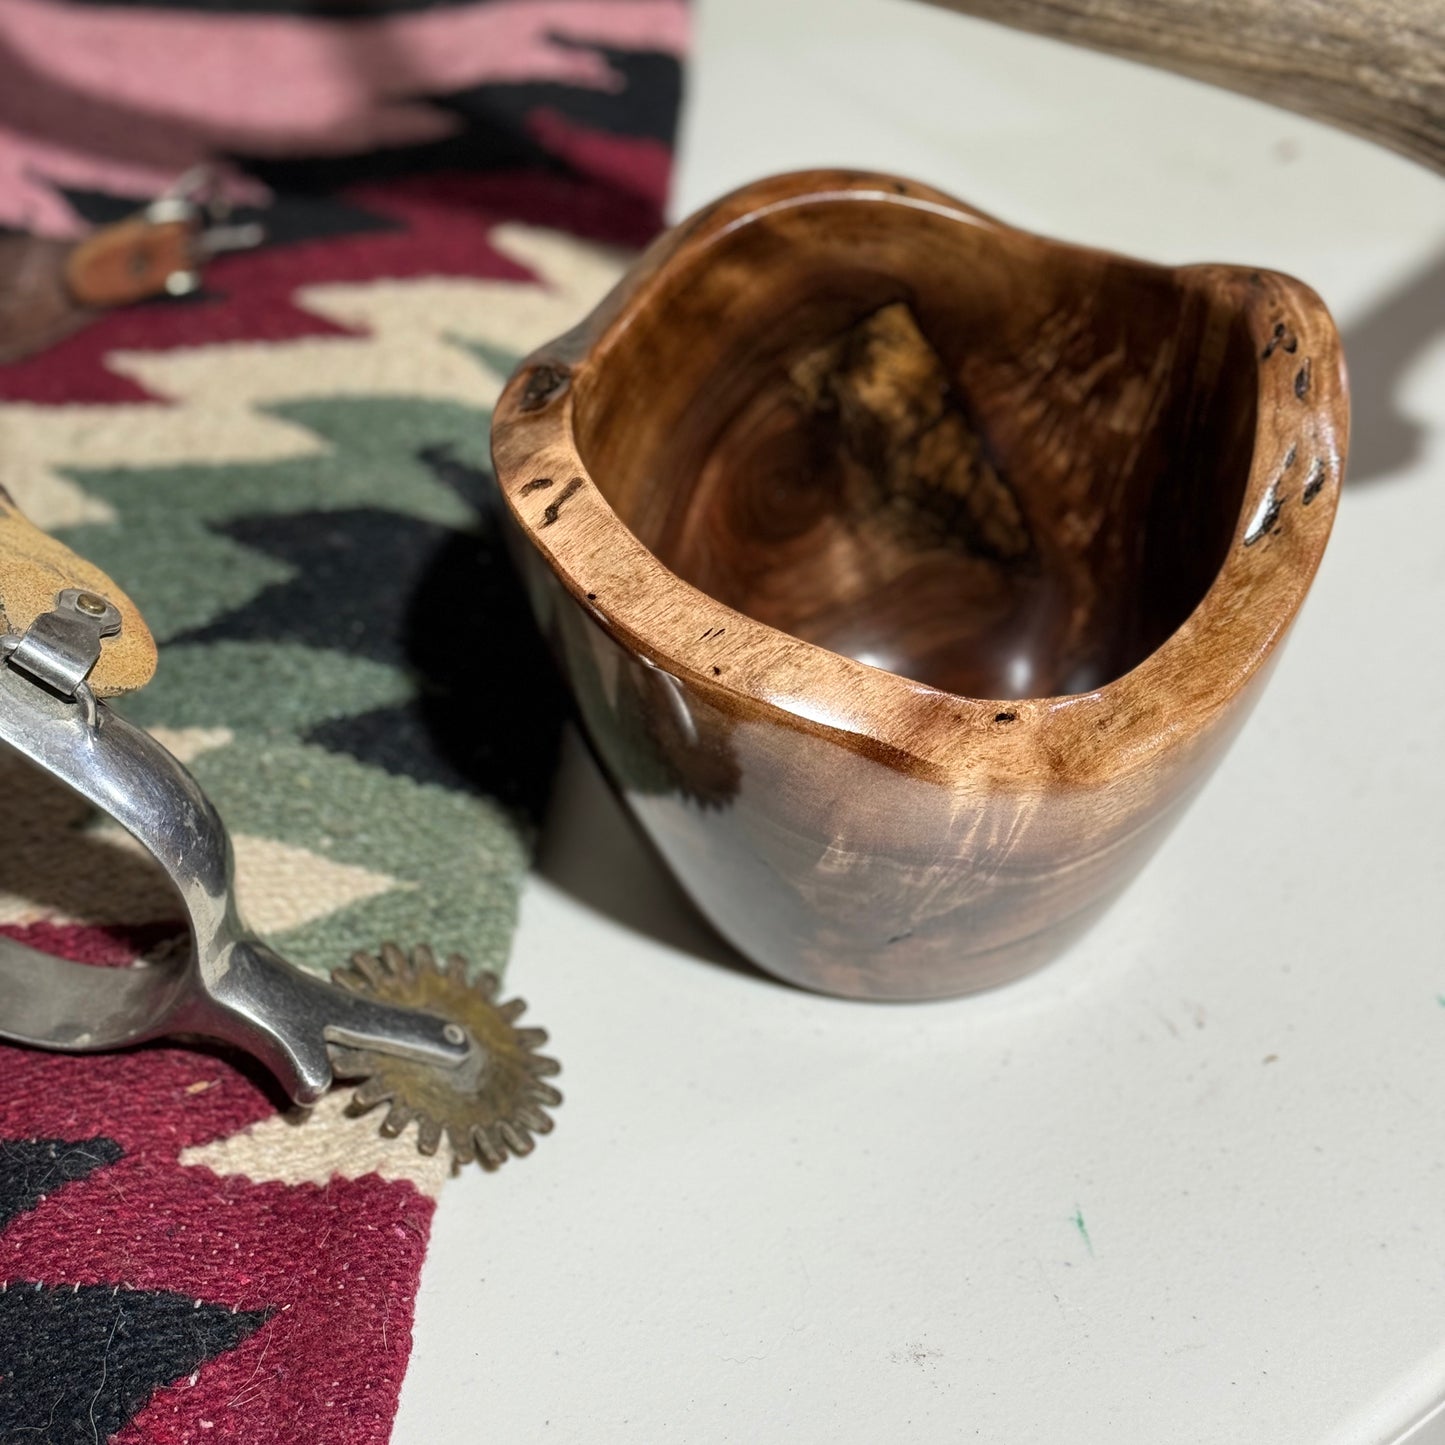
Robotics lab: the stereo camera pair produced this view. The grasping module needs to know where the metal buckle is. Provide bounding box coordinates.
[140,165,267,298]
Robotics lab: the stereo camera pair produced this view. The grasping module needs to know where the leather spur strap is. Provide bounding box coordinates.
[0,217,198,365]
[0,483,157,697]
[0,168,262,365]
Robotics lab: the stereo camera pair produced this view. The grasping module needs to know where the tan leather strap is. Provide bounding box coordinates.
[0,484,157,698]
[64,215,200,309]
[0,220,193,364]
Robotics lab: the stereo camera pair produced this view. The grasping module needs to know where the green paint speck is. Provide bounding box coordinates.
[1436,994,1445,1008]
[1072,1206,1094,1257]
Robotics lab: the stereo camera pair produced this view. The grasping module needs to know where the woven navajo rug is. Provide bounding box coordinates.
[0,3,686,1439]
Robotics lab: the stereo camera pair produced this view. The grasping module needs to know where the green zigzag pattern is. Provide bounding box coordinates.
[54,383,532,978]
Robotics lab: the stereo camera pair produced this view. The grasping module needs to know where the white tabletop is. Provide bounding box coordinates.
[397,2,1445,1440]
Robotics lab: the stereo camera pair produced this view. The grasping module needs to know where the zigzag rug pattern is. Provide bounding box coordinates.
[0,4,685,1438]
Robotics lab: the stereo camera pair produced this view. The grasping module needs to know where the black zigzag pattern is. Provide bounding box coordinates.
[0,1137,123,1230]
[170,446,567,815]
[0,1137,273,1442]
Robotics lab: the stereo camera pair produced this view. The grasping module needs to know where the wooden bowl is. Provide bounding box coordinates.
[490,171,1347,1000]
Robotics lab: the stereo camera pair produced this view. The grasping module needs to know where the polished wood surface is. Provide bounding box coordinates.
[491,171,1347,999]
[920,0,1445,174]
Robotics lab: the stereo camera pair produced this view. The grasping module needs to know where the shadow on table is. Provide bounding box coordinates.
[395,456,752,979]
[1340,246,1445,486]
[533,727,762,980]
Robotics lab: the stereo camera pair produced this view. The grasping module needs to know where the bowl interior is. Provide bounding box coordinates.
[572,193,1259,699]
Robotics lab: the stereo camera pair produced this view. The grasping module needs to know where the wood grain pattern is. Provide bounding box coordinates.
[491,171,1348,1000]
[919,0,1445,173]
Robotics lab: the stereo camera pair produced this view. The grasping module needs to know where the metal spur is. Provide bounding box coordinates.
[0,560,559,1170]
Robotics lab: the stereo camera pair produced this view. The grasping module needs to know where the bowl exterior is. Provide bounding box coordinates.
[504,523,1280,999]
[490,170,1347,1000]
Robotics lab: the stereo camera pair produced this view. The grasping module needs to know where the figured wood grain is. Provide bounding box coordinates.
[920,0,1445,173]
[491,171,1347,1000]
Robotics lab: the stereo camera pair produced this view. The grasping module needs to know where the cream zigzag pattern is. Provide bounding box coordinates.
[0,727,227,926]
[0,222,624,936]
[0,224,627,527]
[0,726,403,932]
[179,1090,452,1195]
